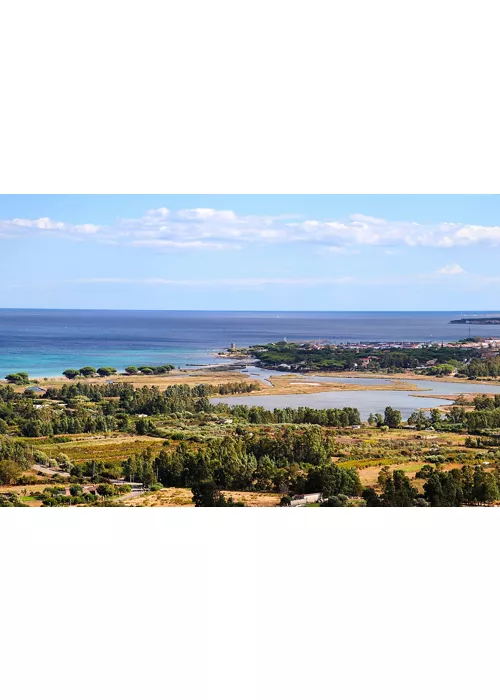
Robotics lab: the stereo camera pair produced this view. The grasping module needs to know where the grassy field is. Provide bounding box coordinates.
[122,488,281,507]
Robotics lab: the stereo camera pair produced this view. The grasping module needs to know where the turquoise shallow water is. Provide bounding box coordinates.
[0,346,222,378]
[0,310,235,376]
[2,308,500,377]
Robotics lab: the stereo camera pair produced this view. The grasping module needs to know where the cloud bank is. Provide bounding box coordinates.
[2,208,500,252]
[68,269,478,289]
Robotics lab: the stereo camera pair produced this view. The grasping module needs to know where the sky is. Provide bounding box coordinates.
[2,194,500,311]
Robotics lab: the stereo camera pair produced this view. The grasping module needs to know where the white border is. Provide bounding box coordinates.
[2,1,500,697]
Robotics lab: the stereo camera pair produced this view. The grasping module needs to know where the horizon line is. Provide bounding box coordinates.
[1,307,500,314]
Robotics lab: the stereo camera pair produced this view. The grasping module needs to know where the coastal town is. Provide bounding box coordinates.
[225,336,500,377]
[245,337,500,353]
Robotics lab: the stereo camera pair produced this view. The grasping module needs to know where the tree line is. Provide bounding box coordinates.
[61,364,176,379]
[226,405,361,426]
[139,427,361,497]
[0,381,260,437]
[361,463,500,507]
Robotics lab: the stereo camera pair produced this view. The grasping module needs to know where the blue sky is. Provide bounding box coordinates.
[2,194,500,311]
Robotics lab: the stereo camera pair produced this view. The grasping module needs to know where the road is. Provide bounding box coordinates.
[116,488,147,501]
[34,464,70,478]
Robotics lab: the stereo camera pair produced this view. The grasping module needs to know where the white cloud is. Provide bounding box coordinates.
[320,246,360,255]
[3,207,500,252]
[69,273,465,289]
[128,239,240,250]
[71,276,357,288]
[436,263,465,275]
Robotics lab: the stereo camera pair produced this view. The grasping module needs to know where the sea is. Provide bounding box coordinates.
[1,308,500,378]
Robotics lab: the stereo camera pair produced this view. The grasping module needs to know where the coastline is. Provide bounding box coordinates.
[3,371,421,396]
[6,365,500,397]
[8,367,500,406]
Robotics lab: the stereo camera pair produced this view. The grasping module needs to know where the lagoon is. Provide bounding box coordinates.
[212,375,500,419]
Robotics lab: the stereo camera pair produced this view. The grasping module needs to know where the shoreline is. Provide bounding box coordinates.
[7,367,500,402]
[6,366,500,392]
[6,351,500,401]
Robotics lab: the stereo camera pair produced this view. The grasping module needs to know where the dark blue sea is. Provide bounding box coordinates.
[1,309,499,377]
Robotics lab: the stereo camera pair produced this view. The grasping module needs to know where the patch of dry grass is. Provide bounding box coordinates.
[122,487,281,507]
[9,369,261,393]
[241,374,420,397]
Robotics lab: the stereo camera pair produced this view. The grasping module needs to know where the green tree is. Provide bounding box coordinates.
[191,480,244,507]
[424,472,446,506]
[429,408,441,425]
[362,487,383,507]
[125,366,138,375]
[96,367,117,377]
[191,480,223,507]
[408,409,429,429]
[142,461,156,488]
[0,460,22,485]
[383,469,417,506]
[447,405,466,424]
[384,406,402,428]
[96,484,115,498]
[63,369,80,379]
[428,363,455,376]
[136,417,157,436]
[473,468,499,504]
[79,366,96,377]
[5,373,30,385]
